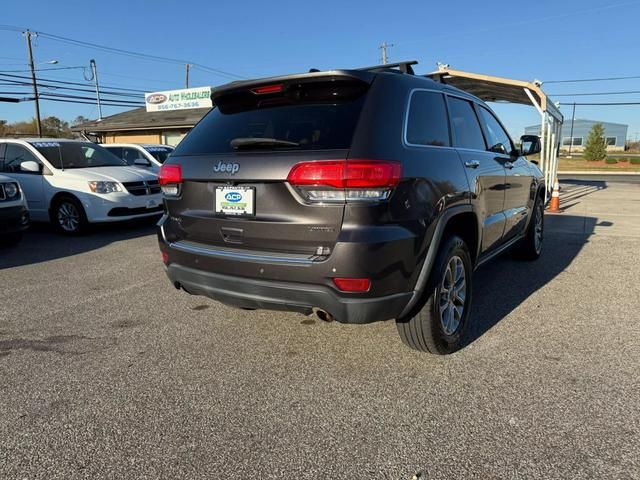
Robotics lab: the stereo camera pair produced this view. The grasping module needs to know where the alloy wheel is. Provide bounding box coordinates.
[58,202,80,233]
[534,204,543,254]
[438,255,466,335]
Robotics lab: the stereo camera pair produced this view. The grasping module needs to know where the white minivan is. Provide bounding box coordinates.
[101,143,174,174]
[0,138,163,234]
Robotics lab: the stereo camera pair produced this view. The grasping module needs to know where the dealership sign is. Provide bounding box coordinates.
[145,87,212,112]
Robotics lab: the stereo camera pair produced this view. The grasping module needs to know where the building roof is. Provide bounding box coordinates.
[72,107,211,133]
[525,119,629,130]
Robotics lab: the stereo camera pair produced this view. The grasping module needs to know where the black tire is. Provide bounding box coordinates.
[51,196,88,235]
[513,196,544,261]
[396,234,473,354]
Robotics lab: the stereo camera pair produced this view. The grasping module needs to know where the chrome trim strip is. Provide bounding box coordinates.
[161,225,314,266]
[170,241,315,265]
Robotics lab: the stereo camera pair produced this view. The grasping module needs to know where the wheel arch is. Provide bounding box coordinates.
[49,191,85,221]
[398,205,478,319]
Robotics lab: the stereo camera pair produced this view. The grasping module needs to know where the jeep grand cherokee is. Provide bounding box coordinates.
[157,61,544,354]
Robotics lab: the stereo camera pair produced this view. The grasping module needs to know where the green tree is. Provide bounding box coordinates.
[72,115,91,126]
[583,123,608,161]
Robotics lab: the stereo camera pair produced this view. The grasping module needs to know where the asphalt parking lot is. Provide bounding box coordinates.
[1,179,639,480]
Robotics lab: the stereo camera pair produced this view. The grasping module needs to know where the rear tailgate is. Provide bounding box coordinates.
[163,76,371,256]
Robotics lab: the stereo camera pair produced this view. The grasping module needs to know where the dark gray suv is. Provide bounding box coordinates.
[157,61,544,354]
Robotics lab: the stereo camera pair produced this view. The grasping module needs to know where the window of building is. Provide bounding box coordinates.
[405,91,450,147]
[606,137,617,146]
[562,137,583,146]
[447,97,486,151]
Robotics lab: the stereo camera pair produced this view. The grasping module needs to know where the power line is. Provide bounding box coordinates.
[545,75,640,84]
[0,72,149,93]
[550,90,640,97]
[34,30,244,80]
[0,76,144,98]
[559,101,640,106]
[0,66,86,73]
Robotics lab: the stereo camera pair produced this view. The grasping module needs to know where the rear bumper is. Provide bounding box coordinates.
[0,205,30,234]
[165,263,412,324]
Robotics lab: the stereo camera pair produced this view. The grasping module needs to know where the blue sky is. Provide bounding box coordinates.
[2,0,640,138]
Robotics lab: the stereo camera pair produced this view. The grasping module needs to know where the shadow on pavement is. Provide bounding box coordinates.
[558,179,606,210]
[0,218,158,270]
[464,214,600,348]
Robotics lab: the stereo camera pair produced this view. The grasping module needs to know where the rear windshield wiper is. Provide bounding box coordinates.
[230,137,300,150]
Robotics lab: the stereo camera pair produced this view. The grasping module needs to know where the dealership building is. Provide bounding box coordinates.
[72,106,210,146]
[524,119,628,152]
[73,86,214,146]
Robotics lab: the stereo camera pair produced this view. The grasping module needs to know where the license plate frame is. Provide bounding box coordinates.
[215,186,255,217]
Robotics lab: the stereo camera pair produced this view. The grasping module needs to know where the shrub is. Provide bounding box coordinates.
[605,158,618,164]
[618,157,629,162]
[631,158,640,165]
[583,123,608,161]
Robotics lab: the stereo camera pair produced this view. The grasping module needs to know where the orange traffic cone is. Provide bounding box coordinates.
[548,181,561,213]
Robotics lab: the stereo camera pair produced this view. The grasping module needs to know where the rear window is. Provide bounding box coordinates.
[173,80,368,155]
[144,146,173,163]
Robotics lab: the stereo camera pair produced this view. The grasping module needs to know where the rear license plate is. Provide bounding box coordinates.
[215,186,255,216]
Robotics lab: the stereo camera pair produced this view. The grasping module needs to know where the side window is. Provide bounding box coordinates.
[406,91,450,147]
[447,97,486,151]
[122,148,147,166]
[2,144,41,174]
[477,106,514,155]
[105,146,123,159]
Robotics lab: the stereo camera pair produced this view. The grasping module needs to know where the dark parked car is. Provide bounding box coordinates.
[157,61,544,354]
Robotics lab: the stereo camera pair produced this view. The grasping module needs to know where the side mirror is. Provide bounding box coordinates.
[134,158,152,167]
[20,160,41,173]
[520,135,541,156]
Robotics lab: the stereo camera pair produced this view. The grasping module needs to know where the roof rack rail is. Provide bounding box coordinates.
[355,60,418,75]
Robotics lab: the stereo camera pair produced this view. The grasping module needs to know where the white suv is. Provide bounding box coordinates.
[101,143,174,174]
[0,138,163,234]
[0,174,29,244]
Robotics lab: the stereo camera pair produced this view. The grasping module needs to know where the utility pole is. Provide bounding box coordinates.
[185,64,190,89]
[567,102,576,157]
[90,59,103,121]
[25,30,42,137]
[379,41,394,64]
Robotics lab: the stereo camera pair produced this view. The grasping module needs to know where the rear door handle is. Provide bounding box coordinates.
[504,161,514,169]
[464,160,480,169]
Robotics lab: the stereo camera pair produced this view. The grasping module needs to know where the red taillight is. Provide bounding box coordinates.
[252,84,283,95]
[159,164,182,185]
[287,161,344,188]
[287,160,401,188]
[333,278,371,292]
[161,251,169,265]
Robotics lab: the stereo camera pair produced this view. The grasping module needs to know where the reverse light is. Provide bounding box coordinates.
[159,164,182,196]
[287,160,401,202]
[333,278,371,292]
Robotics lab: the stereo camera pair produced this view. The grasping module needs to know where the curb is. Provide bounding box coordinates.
[558,171,640,175]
